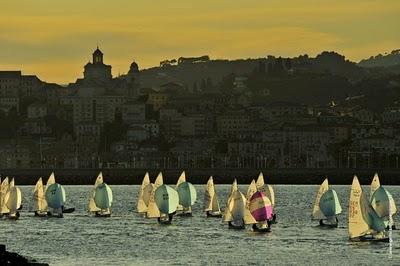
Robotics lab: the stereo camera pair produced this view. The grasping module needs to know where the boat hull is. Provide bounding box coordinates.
[95,212,111,218]
[62,207,75,213]
[228,221,245,230]
[176,211,192,217]
[350,236,390,242]
[252,224,271,233]
[206,211,222,218]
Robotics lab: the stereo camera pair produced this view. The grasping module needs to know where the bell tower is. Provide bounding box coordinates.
[93,46,103,64]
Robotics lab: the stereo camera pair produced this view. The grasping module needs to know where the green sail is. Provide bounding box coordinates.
[155,184,179,214]
[371,186,396,218]
[319,189,342,217]
[177,182,197,208]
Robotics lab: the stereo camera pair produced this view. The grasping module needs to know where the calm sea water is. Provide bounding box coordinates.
[1,184,400,265]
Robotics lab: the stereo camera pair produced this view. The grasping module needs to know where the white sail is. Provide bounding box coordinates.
[32,177,47,212]
[154,172,164,188]
[256,172,274,206]
[227,178,238,201]
[88,172,104,212]
[312,178,329,220]
[256,173,265,191]
[242,192,256,225]
[349,176,370,239]
[204,176,215,211]
[176,171,186,212]
[370,173,380,200]
[246,180,257,208]
[146,172,163,218]
[176,171,186,188]
[45,172,56,192]
[211,192,221,213]
[9,178,15,188]
[225,190,245,223]
[5,186,22,213]
[0,177,10,214]
[267,184,275,207]
[137,172,151,213]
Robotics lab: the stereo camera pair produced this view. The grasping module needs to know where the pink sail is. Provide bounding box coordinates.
[249,191,273,221]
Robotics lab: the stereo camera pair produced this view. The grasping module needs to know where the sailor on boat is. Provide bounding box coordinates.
[312,178,342,227]
[348,176,389,242]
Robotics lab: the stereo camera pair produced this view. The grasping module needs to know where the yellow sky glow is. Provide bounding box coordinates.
[0,0,399,83]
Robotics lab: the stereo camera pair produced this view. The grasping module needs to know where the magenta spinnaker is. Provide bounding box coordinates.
[249,191,273,221]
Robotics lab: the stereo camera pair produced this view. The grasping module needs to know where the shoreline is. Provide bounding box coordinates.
[1,168,399,185]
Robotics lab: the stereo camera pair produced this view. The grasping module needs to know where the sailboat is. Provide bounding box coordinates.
[256,173,276,223]
[88,172,113,217]
[348,176,388,242]
[45,183,65,218]
[203,176,222,217]
[176,181,197,216]
[370,173,397,230]
[246,180,257,206]
[249,191,273,232]
[223,179,238,220]
[32,177,48,217]
[223,189,256,230]
[146,172,164,219]
[137,172,152,215]
[312,178,342,227]
[0,177,10,218]
[175,171,186,214]
[154,184,179,224]
[49,173,75,214]
[1,178,22,220]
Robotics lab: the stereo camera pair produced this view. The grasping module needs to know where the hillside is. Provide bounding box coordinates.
[359,49,400,68]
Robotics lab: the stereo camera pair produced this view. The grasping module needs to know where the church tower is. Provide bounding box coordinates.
[93,46,103,64]
[83,46,112,85]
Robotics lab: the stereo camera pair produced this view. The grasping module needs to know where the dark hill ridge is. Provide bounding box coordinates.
[138,51,367,91]
[359,49,400,68]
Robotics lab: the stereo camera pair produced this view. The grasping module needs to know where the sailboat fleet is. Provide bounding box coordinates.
[1,171,398,241]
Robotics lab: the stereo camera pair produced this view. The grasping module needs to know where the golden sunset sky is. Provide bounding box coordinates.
[0,0,399,83]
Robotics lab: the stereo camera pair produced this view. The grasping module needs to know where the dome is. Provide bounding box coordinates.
[129,61,139,73]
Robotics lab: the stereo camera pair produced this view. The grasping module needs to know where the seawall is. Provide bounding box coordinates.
[1,168,400,185]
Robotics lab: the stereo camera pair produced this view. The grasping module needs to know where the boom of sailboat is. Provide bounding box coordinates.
[1,171,398,241]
